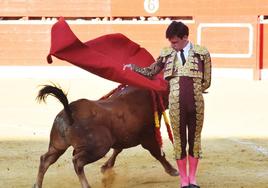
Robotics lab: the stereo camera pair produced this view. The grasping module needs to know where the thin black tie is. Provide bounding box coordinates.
[180,49,186,65]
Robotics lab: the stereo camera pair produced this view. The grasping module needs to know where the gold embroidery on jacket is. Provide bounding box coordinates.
[161,45,212,89]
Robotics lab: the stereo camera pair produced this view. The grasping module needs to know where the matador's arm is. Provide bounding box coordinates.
[131,56,165,79]
[202,50,212,92]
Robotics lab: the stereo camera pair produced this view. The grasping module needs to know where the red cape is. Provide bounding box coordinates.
[47,17,168,92]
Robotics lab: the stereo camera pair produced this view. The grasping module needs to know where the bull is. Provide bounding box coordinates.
[33,84,178,188]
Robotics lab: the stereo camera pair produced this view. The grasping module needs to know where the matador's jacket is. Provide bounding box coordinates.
[132,43,211,159]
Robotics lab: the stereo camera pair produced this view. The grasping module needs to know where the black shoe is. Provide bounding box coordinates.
[189,184,200,188]
[181,186,189,188]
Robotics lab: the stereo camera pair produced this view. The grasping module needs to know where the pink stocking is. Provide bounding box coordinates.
[188,155,199,185]
[176,157,188,187]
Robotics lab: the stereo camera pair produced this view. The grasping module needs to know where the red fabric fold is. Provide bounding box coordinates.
[47,17,168,92]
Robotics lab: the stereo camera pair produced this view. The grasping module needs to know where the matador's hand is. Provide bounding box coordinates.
[123,64,133,70]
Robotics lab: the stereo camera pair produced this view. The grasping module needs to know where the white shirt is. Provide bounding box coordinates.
[177,41,191,65]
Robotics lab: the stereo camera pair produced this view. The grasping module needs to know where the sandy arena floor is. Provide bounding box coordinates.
[0,76,268,188]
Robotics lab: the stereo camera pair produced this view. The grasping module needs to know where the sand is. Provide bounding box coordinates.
[0,76,268,188]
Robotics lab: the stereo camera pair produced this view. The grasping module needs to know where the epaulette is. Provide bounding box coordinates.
[160,47,174,57]
[192,44,209,55]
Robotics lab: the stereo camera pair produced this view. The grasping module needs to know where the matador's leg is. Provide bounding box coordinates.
[169,77,188,187]
[187,78,204,186]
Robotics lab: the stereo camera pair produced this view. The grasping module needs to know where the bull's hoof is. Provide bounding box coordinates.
[166,167,179,176]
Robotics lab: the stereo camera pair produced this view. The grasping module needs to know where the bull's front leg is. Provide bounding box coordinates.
[141,133,179,176]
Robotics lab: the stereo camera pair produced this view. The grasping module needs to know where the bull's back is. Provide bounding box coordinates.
[55,87,155,148]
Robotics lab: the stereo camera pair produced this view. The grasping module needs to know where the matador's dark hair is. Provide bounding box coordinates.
[165,21,189,39]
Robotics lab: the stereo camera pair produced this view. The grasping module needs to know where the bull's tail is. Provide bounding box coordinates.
[36,84,73,124]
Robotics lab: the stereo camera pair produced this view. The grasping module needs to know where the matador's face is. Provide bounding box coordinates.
[168,35,188,52]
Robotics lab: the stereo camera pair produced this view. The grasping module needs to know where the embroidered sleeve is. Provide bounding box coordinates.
[202,51,212,92]
[132,56,165,79]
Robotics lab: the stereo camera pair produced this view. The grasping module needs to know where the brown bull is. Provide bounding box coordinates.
[33,84,178,188]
